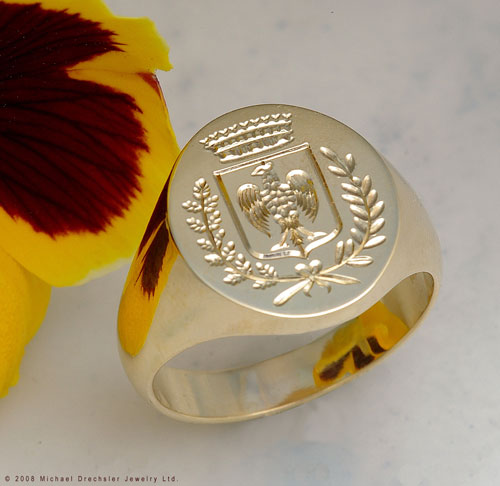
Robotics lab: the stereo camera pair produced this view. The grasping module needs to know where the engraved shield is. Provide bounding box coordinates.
[170,105,395,315]
[214,143,343,260]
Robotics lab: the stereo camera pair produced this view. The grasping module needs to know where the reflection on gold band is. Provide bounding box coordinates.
[118,185,178,356]
[313,301,408,387]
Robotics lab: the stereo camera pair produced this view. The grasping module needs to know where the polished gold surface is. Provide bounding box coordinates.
[169,105,399,317]
[117,105,441,423]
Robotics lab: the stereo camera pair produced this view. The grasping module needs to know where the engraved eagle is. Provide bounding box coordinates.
[237,161,326,252]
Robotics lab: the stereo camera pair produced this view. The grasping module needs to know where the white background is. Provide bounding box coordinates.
[1,1,499,485]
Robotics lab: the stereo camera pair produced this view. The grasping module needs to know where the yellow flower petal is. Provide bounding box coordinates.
[9,0,172,73]
[0,247,51,397]
[0,0,179,286]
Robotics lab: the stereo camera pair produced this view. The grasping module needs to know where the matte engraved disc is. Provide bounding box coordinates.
[168,105,398,317]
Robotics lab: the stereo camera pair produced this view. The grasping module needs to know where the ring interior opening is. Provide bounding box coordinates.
[152,272,434,420]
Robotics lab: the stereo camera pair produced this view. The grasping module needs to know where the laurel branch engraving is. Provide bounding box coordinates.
[182,148,386,306]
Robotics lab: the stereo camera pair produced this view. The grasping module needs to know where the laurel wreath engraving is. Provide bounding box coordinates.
[182,148,385,306]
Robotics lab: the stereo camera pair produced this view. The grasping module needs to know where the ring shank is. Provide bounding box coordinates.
[151,272,434,421]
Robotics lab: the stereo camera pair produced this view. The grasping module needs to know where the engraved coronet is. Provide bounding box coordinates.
[199,113,294,163]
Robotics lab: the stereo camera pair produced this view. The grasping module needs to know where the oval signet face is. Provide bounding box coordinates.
[168,105,398,317]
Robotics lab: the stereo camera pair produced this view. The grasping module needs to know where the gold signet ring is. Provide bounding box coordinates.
[118,105,441,423]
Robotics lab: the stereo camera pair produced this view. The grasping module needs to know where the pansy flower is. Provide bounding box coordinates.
[0,0,178,396]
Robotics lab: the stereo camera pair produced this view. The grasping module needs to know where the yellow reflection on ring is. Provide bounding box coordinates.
[313,301,408,387]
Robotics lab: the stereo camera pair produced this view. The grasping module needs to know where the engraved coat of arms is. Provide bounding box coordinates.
[183,113,386,307]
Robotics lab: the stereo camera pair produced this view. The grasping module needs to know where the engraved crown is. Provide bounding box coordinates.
[199,113,293,163]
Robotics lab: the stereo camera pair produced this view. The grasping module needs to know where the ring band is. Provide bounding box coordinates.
[118,104,441,423]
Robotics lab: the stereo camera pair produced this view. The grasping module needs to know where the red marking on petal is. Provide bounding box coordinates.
[139,73,163,98]
[0,2,149,236]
